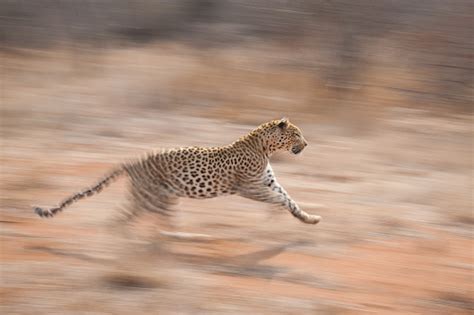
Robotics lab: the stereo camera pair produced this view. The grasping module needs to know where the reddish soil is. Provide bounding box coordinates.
[1,47,472,314]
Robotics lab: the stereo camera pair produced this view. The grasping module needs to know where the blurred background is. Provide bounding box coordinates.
[1,1,473,314]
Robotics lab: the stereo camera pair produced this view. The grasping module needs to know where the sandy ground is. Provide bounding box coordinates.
[1,47,473,314]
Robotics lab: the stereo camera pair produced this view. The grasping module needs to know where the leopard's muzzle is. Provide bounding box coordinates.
[291,140,308,155]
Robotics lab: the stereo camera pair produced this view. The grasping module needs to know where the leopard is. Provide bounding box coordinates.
[34,118,321,225]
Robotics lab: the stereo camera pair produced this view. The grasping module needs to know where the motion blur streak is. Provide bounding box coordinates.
[1,1,472,314]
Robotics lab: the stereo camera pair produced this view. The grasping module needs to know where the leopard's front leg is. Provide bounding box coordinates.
[267,177,321,225]
[239,165,321,225]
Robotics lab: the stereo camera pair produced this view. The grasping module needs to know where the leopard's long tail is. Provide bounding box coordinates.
[34,167,125,218]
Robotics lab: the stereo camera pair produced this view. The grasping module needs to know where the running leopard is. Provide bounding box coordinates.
[34,118,321,224]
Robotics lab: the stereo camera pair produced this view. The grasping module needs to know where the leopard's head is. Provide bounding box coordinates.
[265,118,308,155]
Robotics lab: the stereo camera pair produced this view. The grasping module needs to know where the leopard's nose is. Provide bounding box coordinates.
[303,140,308,147]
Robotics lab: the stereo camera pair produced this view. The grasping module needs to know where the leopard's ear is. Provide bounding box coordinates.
[277,117,289,129]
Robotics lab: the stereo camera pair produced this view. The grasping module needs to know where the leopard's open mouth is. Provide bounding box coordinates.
[291,146,304,154]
